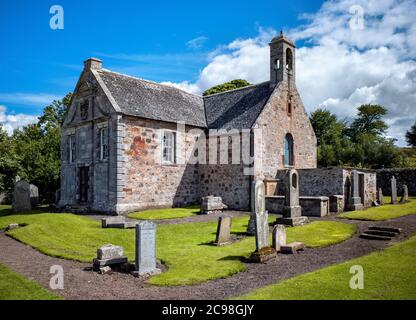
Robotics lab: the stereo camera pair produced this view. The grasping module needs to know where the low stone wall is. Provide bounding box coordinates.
[266,195,329,217]
[376,169,416,196]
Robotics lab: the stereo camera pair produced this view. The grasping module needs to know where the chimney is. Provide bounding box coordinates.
[84,57,102,70]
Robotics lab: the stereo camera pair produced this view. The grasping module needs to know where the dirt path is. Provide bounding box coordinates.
[1,214,415,300]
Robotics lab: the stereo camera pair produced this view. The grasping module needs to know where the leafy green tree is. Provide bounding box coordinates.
[203,79,251,96]
[0,124,19,193]
[348,104,388,141]
[405,121,416,147]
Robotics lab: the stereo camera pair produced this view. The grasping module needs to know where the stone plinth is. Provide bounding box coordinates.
[200,196,227,215]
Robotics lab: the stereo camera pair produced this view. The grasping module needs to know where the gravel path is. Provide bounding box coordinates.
[0,214,415,300]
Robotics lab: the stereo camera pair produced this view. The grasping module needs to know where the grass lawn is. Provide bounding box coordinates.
[128,205,200,220]
[0,205,13,217]
[339,197,416,221]
[237,233,416,300]
[0,213,355,286]
[0,264,61,300]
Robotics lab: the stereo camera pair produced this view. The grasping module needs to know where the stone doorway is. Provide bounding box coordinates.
[78,166,89,204]
[359,173,365,206]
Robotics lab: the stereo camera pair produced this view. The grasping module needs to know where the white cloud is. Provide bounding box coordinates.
[165,0,415,146]
[186,36,208,49]
[0,105,39,135]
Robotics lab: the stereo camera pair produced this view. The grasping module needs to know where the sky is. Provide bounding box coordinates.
[0,0,415,145]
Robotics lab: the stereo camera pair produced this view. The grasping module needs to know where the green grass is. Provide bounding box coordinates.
[339,197,416,221]
[128,205,200,220]
[0,213,355,286]
[0,205,13,217]
[0,264,61,300]
[237,233,416,300]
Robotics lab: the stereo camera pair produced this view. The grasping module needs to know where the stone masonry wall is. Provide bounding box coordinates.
[376,168,416,196]
[253,81,317,180]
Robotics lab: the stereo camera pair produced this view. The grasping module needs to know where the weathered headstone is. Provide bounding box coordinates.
[101,216,138,229]
[12,180,32,212]
[349,170,363,210]
[29,184,39,207]
[249,180,276,263]
[378,188,384,205]
[329,195,344,213]
[200,196,227,214]
[214,215,232,246]
[93,244,128,270]
[272,224,286,252]
[276,169,309,226]
[6,223,19,231]
[280,242,305,254]
[400,185,409,204]
[391,176,398,204]
[246,181,257,235]
[133,221,161,276]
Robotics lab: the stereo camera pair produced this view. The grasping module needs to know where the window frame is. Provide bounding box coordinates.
[68,134,76,164]
[99,127,109,161]
[284,133,294,167]
[161,130,176,165]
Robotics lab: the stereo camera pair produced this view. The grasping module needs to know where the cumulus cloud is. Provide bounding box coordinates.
[164,0,416,146]
[0,105,39,135]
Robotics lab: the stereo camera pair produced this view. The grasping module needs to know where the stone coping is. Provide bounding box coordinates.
[266,195,329,200]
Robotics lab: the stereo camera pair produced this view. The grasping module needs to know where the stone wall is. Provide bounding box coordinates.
[253,81,317,180]
[376,168,416,196]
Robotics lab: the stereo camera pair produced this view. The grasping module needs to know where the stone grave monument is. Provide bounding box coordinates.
[276,169,309,226]
[378,188,384,205]
[272,224,286,252]
[12,180,32,212]
[400,185,409,204]
[200,196,227,214]
[214,215,232,246]
[348,170,363,211]
[133,221,161,276]
[249,180,277,263]
[93,244,128,271]
[391,176,398,204]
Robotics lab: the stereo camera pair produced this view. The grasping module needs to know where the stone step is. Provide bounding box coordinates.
[360,233,392,241]
[365,230,397,237]
[368,226,402,234]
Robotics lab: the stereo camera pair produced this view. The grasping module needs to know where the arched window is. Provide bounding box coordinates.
[284,133,294,166]
[286,48,293,71]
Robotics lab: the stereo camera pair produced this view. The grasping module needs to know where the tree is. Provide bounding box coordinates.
[0,124,19,192]
[406,121,416,147]
[203,79,251,96]
[348,104,388,141]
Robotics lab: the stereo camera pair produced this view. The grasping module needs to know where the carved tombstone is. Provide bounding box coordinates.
[378,188,384,205]
[276,169,309,226]
[249,180,276,263]
[133,221,161,276]
[349,170,363,210]
[214,215,232,246]
[391,176,398,204]
[400,185,409,204]
[12,180,32,212]
[29,184,39,207]
[272,225,286,252]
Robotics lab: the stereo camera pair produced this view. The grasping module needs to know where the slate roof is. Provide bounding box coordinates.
[203,81,273,130]
[97,70,206,127]
[97,69,273,130]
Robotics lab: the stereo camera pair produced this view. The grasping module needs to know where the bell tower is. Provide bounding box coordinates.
[269,31,296,88]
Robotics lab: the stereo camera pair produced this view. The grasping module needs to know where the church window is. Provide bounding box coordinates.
[99,127,109,160]
[284,133,294,166]
[69,134,76,163]
[162,130,176,164]
[286,48,293,71]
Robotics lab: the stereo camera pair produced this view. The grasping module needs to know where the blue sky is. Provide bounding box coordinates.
[0,0,415,145]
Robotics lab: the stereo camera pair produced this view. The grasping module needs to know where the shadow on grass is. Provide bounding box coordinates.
[217,255,247,262]
[0,205,57,218]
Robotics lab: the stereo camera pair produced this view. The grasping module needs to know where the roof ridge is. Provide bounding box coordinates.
[202,81,270,98]
[99,68,203,98]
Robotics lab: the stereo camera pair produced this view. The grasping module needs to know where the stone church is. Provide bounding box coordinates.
[58,33,329,215]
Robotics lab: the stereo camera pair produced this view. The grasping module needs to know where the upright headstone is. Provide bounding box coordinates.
[249,180,276,263]
[349,170,363,210]
[400,185,409,204]
[247,180,258,235]
[29,184,39,207]
[276,169,309,226]
[134,221,161,276]
[214,215,232,246]
[272,225,286,252]
[378,188,384,205]
[12,180,32,212]
[391,176,398,204]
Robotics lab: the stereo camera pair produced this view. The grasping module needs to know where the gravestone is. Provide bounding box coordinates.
[12,180,32,212]
[200,196,227,214]
[378,188,384,205]
[55,189,61,204]
[93,244,128,270]
[246,181,257,235]
[249,180,276,263]
[272,225,286,252]
[29,184,39,207]
[133,221,161,276]
[348,170,363,210]
[390,176,398,204]
[276,169,309,226]
[400,185,409,204]
[214,215,232,246]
